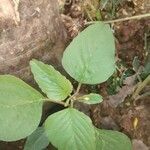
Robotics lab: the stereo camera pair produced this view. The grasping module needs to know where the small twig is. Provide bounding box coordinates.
[85,13,150,25]
[75,82,82,94]
[135,92,150,101]
[104,13,150,24]
[132,75,150,99]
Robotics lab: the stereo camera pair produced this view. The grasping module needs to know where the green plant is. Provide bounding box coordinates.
[0,22,132,150]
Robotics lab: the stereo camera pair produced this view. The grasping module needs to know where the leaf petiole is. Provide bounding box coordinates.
[65,83,82,107]
[42,98,66,106]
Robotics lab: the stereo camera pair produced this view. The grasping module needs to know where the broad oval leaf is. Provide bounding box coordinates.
[0,75,44,141]
[30,59,73,101]
[95,128,132,150]
[77,93,103,104]
[24,127,49,150]
[62,22,115,84]
[44,108,96,150]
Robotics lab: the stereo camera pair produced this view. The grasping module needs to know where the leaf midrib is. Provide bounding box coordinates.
[35,63,70,98]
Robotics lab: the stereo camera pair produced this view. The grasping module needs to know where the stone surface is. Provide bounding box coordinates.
[0,0,67,82]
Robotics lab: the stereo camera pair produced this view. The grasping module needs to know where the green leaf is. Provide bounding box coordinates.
[44,108,96,150]
[95,128,132,150]
[0,75,44,141]
[24,127,49,150]
[77,93,103,104]
[30,59,73,101]
[62,22,115,84]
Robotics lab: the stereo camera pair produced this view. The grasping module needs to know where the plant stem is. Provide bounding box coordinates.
[104,13,150,24]
[70,99,74,108]
[135,91,150,101]
[70,82,82,100]
[43,99,66,106]
[85,13,150,25]
[65,83,82,107]
[76,82,82,94]
[132,75,150,99]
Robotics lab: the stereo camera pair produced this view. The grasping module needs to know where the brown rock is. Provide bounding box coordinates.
[0,0,67,82]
